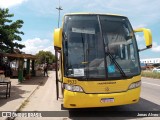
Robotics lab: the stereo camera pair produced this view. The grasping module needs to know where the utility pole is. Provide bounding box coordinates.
[56,0,63,27]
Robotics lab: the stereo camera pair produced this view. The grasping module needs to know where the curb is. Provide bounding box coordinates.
[4,81,43,120]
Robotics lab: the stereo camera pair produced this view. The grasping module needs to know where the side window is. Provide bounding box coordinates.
[119,39,135,61]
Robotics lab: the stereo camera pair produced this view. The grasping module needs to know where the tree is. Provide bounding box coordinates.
[0,8,25,53]
[36,51,56,64]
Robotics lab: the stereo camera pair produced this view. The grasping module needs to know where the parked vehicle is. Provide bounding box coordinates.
[152,67,160,72]
[54,13,152,108]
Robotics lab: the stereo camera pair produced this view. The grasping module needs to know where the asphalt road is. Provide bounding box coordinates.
[15,72,160,120]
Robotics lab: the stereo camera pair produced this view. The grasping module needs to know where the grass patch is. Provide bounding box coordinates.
[141,71,160,79]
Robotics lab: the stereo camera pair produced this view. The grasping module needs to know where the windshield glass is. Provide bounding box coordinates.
[100,16,140,78]
[63,15,106,79]
[63,15,140,80]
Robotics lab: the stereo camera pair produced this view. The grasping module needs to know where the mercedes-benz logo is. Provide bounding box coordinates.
[105,87,109,91]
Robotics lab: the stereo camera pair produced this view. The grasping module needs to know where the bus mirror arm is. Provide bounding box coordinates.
[138,47,151,52]
[134,28,152,52]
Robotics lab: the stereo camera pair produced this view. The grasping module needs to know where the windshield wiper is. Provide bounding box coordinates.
[106,51,127,78]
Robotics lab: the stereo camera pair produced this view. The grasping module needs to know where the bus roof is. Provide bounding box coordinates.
[64,13,126,17]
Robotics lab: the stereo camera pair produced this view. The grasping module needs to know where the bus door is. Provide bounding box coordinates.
[55,50,62,100]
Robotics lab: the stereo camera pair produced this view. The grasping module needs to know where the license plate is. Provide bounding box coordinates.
[101,98,114,103]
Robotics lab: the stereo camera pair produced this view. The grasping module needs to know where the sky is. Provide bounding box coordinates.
[0,0,160,59]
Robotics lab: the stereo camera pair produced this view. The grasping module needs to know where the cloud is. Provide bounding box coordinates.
[26,0,58,17]
[135,34,146,49]
[3,0,159,58]
[20,38,54,55]
[136,37,160,52]
[133,24,147,29]
[0,0,28,8]
[44,46,55,53]
[151,42,160,52]
[136,34,144,42]
[27,0,160,27]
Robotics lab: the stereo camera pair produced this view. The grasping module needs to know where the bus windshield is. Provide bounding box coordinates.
[63,15,140,80]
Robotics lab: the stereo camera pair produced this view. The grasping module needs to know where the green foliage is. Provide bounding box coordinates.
[141,71,160,79]
[0,8,25,53]
[36,51,55,64]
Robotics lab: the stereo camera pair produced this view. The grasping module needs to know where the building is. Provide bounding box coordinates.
[140,58,160,64]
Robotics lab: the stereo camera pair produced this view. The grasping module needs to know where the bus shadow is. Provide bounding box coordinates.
[66,97,160,119]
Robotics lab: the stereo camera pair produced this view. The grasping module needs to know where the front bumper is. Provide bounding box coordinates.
[63,87,141,108]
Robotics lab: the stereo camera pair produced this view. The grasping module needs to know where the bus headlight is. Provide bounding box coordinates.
[64,84,84,92]
[128,81,141,90]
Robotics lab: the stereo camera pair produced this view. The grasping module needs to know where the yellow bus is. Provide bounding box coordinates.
[53,13,152,108]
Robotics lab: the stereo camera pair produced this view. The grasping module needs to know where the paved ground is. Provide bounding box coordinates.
[0,71,160,120]
[13,71,62,111]
[13,74,160,120]
[11,72,160,120]
[0,70,50,120]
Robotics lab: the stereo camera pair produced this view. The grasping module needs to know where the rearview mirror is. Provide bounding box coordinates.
[134,28,152,52]
[53,28,62,49]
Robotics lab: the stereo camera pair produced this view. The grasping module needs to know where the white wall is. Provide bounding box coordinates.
[140,58,160,64]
